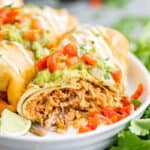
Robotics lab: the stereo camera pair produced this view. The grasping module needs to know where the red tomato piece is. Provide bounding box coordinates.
[111,69,122,83]
[47,54,58,73]
[89,0,103,8]
[0,8,7,18]
[4,8,19,24]
[102,107,120,123]
[102,107,116,118]
[0,32,5,40]
[131,83,144,99]
[47,51,64,73]
[63,43,77,57]
[78,126,91,133]
[47,43,54,50]
[122,96,131,106]
[31,18,43,31]
[81,54,97,66]
[24,31,39,41]
[87,116,100,130]
[89,111,99,118]
[37,56,48,71]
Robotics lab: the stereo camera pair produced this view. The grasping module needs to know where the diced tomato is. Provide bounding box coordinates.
[0,32,5,40]
[102,107,120,123]
[78,126,91,133]
[37,56,48,71]
[89,111,99,118]
[47,51,64,73]
[131,83,144,99]
[65,57,79,67]
[47,54,58,73]
[87,116,100,130]
[102,107,116,118]
[31,18,42,30]
[89,0,103,8]
[116,96,132,118]
[47,43,54,50]
[24,30,39,41]
[111,69,122,83]
[117,106,130,117]
[122,96,131,106]
[89,111,112,125]
[0,8,19,24]
[0,8,7,19]
[4,8,19,24]
[81,54,97,66]
[63,43,77,57]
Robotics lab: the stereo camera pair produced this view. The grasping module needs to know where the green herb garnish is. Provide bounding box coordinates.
[131,99,142,107]
[95,33,100,37]
[103,62,112,80]
[4,3,13,9]
[39,5,45,10]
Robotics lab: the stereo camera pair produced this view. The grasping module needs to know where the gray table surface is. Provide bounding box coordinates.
[24,0,150,26]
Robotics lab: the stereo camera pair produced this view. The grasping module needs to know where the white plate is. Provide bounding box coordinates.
[0,53,150,150]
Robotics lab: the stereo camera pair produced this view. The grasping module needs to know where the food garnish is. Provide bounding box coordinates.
[0,109,31,136]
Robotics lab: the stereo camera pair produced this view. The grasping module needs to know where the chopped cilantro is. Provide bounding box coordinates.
[103,62,112,80]
[131,99,142,107]
[95,33,100,37]
[4,3,13,9]
[91,40,95,44]
[78,44,88,55]
[142,106,150,119]
[38,5,45,10]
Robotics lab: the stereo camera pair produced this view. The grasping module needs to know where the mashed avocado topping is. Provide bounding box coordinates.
[33,64,95,87]
[33,56,115,87]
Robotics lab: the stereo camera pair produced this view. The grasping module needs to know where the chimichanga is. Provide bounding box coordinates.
[17,25,129,136]
[0,41,35,110]
[0,5,78,60]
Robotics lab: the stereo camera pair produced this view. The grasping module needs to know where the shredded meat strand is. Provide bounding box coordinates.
[26,79,124,135]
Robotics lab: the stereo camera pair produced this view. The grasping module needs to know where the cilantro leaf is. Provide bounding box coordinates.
[129,119,150,136]
[143,106,150,119]
[111,131,150,150]
[131,99,142,107]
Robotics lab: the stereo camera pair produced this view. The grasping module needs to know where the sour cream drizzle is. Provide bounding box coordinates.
[1,41,34,65]
[60,25,126,86]
[42,7,68,36]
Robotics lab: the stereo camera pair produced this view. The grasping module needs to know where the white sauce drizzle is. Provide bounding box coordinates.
[0,54,20,75]
[1,41,34,65]
[42,7,68,36]
[60,25,127,86]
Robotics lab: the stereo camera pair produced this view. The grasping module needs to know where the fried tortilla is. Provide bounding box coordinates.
[17,25,128,135]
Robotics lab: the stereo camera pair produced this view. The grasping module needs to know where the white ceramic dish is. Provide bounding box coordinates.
[0,53,150,150]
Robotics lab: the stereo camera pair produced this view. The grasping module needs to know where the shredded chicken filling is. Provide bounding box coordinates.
[24,79,124,134]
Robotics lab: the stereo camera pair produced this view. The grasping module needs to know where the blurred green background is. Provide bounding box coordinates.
[25,0,150,72]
